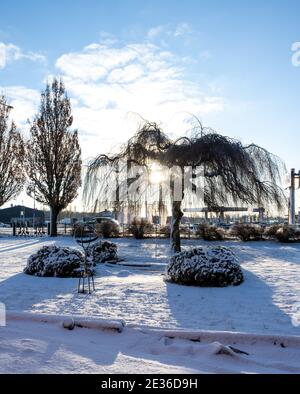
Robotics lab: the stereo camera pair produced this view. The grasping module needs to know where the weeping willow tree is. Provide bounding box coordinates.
[85,121,285,252]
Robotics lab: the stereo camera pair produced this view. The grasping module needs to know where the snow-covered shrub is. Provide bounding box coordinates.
[196,224,225,241]
[165,246,243,287]
[264,224,282,238]
[87,240,118,263]
[72,223,98,242]
[263,224,300,242]
[97,221,120,238]
[128,218,153,239]
[231,223,263,242]
[179,225,190,237]
[159,225,171,237]
[24,245,85,277]
[274,225,300,243]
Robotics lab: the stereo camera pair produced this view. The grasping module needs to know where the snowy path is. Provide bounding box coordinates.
[0,236,300,336]
[1,317,300,374]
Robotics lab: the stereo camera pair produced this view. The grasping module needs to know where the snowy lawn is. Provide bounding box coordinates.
[0,235,300,373]
[0,236,299,336]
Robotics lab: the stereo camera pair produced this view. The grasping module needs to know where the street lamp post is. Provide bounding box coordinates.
[32,188,36,232]
[289,168,300,225]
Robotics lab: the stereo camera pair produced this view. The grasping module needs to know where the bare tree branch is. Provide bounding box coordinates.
[24,78,82,236]
[0,96,25,207]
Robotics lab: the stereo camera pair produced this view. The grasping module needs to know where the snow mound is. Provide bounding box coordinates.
[165,246,243,287]
[24,245,86,278]
[87,240,118,263]
[116,270,131,277]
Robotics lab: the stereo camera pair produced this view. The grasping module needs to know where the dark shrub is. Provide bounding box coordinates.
[165,246,243,287]
[24,245,86,277]
[128,218,153,239]
[180,225,190,237]
[264,224,282,238]
[73,223,96,239]
[159,225,171,237]
[98,221,119,238]
[196,223,225,241]
[274,225,300,243]
[231,223,263,242]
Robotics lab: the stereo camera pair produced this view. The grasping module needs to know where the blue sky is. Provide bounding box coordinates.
[1,0,300,208]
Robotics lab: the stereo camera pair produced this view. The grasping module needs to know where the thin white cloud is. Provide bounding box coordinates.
[56,44,139,82]
[147,23,192,41]
[0,42,46,69]
[0,86,40,132]
[174,23,191,37]
[107,64,144,83]
[147,25,167,40]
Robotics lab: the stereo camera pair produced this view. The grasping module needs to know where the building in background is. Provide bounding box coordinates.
[0,205,45,226]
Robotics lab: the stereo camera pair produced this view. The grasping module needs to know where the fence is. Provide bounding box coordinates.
[0,223,199,239]
[0,224,73,237]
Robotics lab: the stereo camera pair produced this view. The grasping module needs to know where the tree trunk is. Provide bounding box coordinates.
[50,207,59,237]
[113,163,120,221]
[170,200,184,253]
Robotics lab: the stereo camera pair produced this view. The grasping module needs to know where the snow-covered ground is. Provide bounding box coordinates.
[2,315,300,374]
[0,236,299,335]
[0,235,299,373]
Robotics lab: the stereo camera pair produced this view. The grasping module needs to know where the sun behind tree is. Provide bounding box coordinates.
[86,120,286,252]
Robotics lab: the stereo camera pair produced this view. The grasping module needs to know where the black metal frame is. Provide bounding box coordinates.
[77,270,95,294]
[74,224,98,294]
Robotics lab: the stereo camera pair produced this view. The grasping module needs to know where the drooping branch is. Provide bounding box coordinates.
[86,121,285,209]
[85,119,286,250]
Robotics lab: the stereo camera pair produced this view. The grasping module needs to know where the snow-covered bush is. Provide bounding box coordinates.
[24,245,85,277]
[159,225,171,237]
[263,224,300,242]
[274,225,300,243]
[99,221,119,238]
[87,240,118,263]
[196,224,225,241]
[165,246,243,287]
[128,218,153,239]
[264,224,282,238]
[231,223,263,241]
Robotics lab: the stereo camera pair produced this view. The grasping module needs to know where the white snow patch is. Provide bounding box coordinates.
[0,315,299,373]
